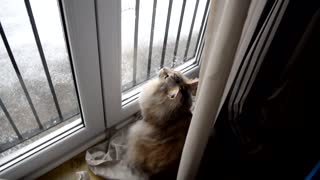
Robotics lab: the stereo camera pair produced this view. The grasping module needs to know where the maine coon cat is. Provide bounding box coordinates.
[126,67,198,177]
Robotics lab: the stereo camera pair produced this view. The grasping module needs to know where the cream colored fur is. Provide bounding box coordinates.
[126,68,198,175]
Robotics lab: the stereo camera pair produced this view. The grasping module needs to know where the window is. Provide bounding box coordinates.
[1,0,105,178]
[0,0,209,178]
[97,0,209,127]
[0,0,79,157]
[121,0,209,92]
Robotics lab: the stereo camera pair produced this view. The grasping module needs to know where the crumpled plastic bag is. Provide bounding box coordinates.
[85,125,148,180]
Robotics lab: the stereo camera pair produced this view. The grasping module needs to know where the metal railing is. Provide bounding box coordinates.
[0,0,76,153]
[128,0,210,89]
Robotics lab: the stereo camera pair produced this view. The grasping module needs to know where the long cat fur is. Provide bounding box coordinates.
[126,67,198,177]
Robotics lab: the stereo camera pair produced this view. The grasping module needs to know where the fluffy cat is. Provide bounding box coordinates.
[126,67,198,178]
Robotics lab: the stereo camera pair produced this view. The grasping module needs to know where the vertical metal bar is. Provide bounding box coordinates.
[160,0,173,68]
[183,0,200,62]
[24,0,63,121]
[133,0,140,86]
[172,0,187,68]
[0,22,43,129]
[0,98,23,140]
[147,0,157,78]
[193,0,210,59]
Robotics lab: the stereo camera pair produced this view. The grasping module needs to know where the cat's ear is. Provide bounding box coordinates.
[187,78,199,96]
[167,86,180,99]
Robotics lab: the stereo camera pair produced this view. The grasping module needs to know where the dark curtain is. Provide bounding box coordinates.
[197,1,320,179]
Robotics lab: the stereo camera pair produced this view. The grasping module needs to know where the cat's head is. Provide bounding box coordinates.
[139,67,198,122]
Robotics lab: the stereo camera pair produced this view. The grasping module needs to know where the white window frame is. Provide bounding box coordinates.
[97,0,206,127]
[0,0,106,179]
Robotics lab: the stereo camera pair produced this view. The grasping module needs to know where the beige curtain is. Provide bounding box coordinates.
[177,0,252,179]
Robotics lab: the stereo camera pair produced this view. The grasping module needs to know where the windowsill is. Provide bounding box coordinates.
[38,152,103,180]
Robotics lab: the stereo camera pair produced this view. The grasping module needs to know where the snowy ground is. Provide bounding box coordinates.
[0,0,206,155]
[0,0,79,150]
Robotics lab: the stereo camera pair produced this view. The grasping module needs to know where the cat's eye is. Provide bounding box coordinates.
[164,74,169,79]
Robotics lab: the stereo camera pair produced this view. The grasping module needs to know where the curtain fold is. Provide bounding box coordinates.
[177,0,251,179]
